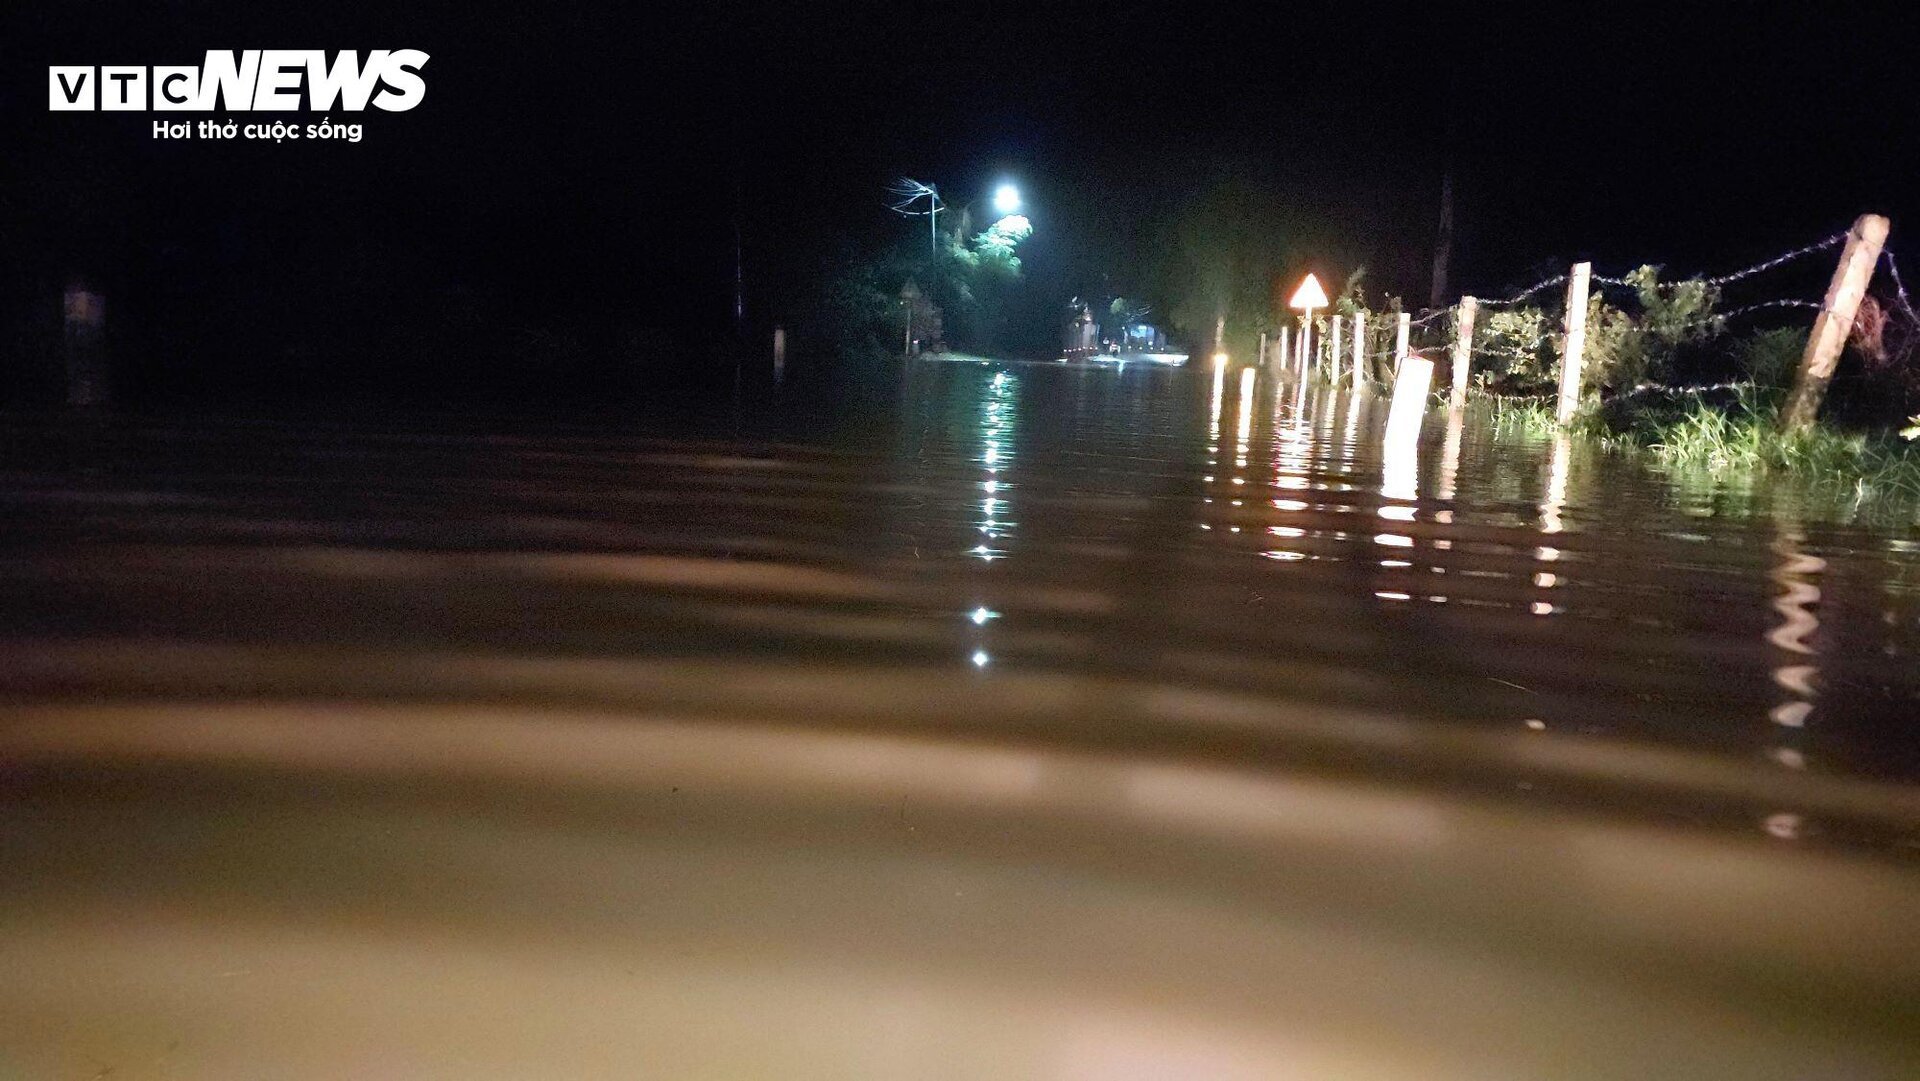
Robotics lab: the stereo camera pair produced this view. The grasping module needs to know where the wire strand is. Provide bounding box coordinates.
[1883,251,1920,324]
[1478,274,1569,308]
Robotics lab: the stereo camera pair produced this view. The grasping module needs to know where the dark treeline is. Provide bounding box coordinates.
[4,4,1912,407]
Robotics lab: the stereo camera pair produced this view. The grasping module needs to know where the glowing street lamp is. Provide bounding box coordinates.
[1289,272,1328,377]
[993,183,1022,216]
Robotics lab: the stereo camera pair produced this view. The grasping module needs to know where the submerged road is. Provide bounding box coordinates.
[3,360,1918,1078]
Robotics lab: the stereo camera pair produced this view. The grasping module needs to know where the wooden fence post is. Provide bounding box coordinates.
[1555,262,1592,425]
[1781,213,1890,430]
[1278,326,1290,372]
[1450,296,1477,409]
[1330,315,1344,385]
[1352,310,1366,386]
[1394,312,1411,377]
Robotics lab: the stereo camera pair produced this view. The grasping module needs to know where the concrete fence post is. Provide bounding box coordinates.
[1555,262,1592,425]
[1449,296,1477,409]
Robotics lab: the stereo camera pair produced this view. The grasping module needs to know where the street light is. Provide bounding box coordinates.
[993,183,1021,216]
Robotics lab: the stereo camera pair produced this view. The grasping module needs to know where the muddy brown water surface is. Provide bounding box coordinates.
[3,358,1918,1078]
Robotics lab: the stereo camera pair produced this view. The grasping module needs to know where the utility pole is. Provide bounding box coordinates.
[1430,60,1459,310]
[1430,166,1454,310]
[888,179,945,260]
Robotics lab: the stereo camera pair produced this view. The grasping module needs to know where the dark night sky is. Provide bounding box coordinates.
[2,1,1913,398]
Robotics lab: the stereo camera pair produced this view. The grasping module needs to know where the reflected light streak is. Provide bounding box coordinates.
[1767,523,1824,731]
[1527,435,1574,621]
[1381,429,1418,504]
[1208,362,1226,444]
[1236,367,1256,451]
[1439,407,1465,501]
[1539,433,1570,535]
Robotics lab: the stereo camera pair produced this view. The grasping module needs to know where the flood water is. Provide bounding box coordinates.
[3,358,1918,1078]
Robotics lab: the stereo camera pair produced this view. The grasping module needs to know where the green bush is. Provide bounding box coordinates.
[1734,327,1807,390]
[1475,306,1557,394]
[1576,266,1721,391]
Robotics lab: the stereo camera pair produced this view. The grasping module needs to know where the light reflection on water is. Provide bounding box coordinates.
[884,360,1920,835]
[2,361,1919,1077]
[3,362,1918,827]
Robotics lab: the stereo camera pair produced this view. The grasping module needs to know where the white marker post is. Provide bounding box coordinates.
[1387,354,1434,442]
[1352,309,1367,387]
[1383,353,1435,500]
[1330,315,1344,386]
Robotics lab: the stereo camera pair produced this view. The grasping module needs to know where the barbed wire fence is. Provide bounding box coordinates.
[1292,222,1910,408]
